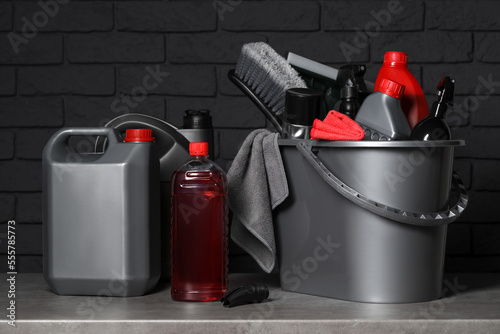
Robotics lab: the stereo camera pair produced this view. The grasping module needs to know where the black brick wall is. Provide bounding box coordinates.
[0,0,499,273]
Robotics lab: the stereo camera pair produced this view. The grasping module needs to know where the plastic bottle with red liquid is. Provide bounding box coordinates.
[374,51,429,128]
[170,142,228,302]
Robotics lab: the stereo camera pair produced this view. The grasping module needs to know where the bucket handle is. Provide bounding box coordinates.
[296,141,468,226]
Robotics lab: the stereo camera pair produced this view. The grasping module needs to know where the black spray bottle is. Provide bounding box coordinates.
[339,82,360,119]
[410,77,455,141]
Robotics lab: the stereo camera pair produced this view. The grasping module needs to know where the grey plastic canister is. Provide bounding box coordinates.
[274,139,468,303]
[43,128,161,296]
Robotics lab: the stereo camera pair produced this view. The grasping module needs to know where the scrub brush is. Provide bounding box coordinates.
[228,42,307,134]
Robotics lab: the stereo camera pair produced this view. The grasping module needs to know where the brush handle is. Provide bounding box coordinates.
[287,52,376,93]
[227,69,284,135]
[287,52,339,81]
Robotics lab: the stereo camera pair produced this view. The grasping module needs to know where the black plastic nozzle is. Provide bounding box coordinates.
[220,283,269,308]
[432,76,455,119]
[183,109,213,129]
[337,64,369,96]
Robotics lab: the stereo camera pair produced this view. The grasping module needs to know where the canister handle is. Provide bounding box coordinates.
[95,114,191,181]
[296,141,468,226]
[49,127,121,148]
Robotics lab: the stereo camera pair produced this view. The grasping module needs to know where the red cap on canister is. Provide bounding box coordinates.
[189,142,209,155]
[377,78,405,100]
[124,129,155,142]
[383,51,408,67]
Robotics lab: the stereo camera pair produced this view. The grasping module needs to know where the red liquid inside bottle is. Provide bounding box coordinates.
[170,142,228,302]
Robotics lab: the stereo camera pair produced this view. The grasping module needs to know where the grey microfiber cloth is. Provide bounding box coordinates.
[227,129,289,273]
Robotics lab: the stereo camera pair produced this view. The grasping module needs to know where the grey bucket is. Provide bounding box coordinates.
[274,139,468,303]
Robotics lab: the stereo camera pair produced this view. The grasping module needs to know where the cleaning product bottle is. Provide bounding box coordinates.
[43,127,161,296]
[282,87,323,139]
[170,142,228,302]
[338,83,360,119]
[355,78,411,141]
[178,109,215,159]
[411,77,455,141]
[374,51,429,128]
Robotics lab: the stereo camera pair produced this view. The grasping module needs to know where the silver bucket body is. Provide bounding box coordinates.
[274,139,467,303]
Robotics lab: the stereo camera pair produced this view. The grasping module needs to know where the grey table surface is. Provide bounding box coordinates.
[0,273,499,333]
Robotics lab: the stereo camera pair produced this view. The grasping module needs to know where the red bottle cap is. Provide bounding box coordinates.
[189,142,208,155]
[124,129,155,142]
[383,51,408,67]
[377,78,405,99]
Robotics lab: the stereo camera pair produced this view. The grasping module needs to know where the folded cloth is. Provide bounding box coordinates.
[227,129,288,273]
[310,110,365,141]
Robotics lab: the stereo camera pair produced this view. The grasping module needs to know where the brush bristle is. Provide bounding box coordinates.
[235,42,306,115]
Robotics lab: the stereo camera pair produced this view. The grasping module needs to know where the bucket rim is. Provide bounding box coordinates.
[278,139,465,148]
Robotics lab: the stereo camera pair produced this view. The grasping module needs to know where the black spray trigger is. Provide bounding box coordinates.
[220,283,269,308]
